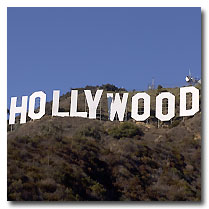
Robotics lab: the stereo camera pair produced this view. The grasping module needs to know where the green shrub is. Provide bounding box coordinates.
[169,119,181,128]
[157,85,163,91]
[89,182,106,200]
[39,178,57,193]
[78,125,102,140]
[108,122,143,139]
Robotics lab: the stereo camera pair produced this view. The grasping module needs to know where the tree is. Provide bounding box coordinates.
[157,85,163,90]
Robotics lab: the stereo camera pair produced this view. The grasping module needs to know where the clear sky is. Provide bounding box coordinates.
[7,7,201,106]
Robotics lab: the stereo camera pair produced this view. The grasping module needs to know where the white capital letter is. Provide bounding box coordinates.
[9,96,28,124]
[84,90,103,119]
[180,86,199,117]
[70,90,87,118]
[28,91,46,120]
[107,93,128,121]
[131,93,150,121]
[156,92,175,121]
[52,90,69,117]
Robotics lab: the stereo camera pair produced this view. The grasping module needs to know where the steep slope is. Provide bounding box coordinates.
[7,112,201,201]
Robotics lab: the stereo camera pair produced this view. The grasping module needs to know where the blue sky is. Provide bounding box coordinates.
[7,7,201,105]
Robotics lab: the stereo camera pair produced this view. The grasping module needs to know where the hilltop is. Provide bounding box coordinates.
[7,84,201,201]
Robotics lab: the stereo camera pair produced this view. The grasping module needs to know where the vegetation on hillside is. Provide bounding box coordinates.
[7,84,201,201]
[8,115,201,201]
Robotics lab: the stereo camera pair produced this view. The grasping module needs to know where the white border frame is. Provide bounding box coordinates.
[0,0,208,208]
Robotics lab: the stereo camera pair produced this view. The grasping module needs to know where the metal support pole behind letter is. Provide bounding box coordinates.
[85,97,86,112]
[100,100,101,121]
[158,119,160,128]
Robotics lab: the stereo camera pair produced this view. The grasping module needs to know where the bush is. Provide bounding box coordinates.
[89,182,106,200]
[76,124,105,140]
[39,178,57,193]
[169,119,181,128]
[157,85,163,90]
[101,84,119,91]
[108,122,143,139]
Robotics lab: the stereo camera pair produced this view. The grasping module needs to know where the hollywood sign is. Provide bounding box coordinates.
[9,86,200,125]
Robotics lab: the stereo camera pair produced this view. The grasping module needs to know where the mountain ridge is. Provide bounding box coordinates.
[7,84,201,201]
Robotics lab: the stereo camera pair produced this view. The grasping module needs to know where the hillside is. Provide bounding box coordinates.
[7,84,201,201]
